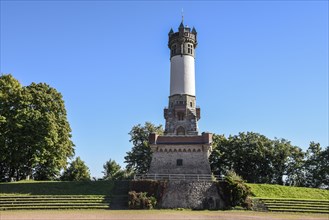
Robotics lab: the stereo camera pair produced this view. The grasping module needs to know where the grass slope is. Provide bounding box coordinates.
[2,181,328,200]
[0,181,115,195]
[248,183,329,200]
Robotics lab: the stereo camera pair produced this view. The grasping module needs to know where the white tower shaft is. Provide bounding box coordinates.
[170,55,195,96]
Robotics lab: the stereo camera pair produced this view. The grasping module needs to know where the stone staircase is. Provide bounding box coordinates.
[109,181,129,209]
[0,195,110,210]
[254,198,329,214]
[0,181,131,210]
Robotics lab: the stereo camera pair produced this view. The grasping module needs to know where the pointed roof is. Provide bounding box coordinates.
[168,28,174,35]
[192,27,197,34]
[179,21,184,29]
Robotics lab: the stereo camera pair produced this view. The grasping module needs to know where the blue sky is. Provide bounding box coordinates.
[1,1,328,178]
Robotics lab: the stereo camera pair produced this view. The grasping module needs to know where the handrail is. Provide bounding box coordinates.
[134,174,223,181]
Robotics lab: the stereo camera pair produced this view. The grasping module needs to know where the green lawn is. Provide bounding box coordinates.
[0,180,115,195]
[248,183,329,200]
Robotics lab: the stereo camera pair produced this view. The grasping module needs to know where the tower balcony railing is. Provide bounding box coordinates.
[134,173,223,181]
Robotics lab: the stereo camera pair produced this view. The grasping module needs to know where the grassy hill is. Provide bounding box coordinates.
[1,181,328,212]
[248,183,329,200]
[2,180,328,200]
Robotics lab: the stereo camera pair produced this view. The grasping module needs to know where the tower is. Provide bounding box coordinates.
[165,21,199,136]
[148,21,212,177]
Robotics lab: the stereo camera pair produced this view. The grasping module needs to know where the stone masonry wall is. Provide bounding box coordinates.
[148,150,211,174]
[160,180,224,210]
[164,94,199,135]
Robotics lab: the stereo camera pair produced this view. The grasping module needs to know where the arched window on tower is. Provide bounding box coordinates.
[176,126,185,135]
[177,112,184,121]
[187,44,193,54]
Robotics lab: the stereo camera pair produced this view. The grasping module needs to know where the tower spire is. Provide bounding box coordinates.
[181,8,184,23]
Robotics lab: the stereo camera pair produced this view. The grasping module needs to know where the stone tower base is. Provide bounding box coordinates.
[159,180,224,210]
[148,133,213,175]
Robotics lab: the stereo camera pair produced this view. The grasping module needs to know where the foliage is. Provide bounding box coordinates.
[284,146,305,187]
[129,180,167,203]
[248,183,329,200]
[61,157,90,181]
[303,143,329,188]
[0,180,116,195]
[128,191,157,209]
[210,132,305,185]
[221,171,252,209]
[209,134,227,176]
[102,159,124,180]
[0,74,74,181]
[124,122,163,174]
[284,142,328,188]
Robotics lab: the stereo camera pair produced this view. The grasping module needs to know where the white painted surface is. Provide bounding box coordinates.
[170,55,195,96]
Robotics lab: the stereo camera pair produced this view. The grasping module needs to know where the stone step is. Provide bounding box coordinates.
[110,195,128,210]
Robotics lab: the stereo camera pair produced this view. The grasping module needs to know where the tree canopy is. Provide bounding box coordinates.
[61,157,90,181]
[210,132,328,187]
[302,142,329,188]
[0,74,75,181]
[102,159,126,180]
[209,132,303,184]
[124,122,163,174]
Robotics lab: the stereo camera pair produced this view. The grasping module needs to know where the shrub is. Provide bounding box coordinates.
[129,180,167,203]
[217,171,253,209]
[128,191,157,209]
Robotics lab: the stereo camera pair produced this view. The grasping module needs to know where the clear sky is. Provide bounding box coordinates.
[1,1,328,178]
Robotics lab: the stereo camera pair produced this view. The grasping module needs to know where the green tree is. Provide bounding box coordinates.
[102,159,124,180]
[303,142,329,188]
[0,74,75,181]
[210,132,299,184]
[0,74,24,180]
[229,132,275,183]
[25,82,75,180]
[61,157,90,181]
[284,146,305,186]
[270,138,296,185]
[210,132,272,183]
[209,134,228,176]
[124,122,163,174]
[318,146,329,188]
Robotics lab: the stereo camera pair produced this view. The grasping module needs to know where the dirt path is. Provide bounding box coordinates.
[0,210,328,220]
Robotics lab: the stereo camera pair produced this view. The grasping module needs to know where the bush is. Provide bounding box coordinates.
[129,180,167,203]
[218,171,253,209]
[128,191,157,209]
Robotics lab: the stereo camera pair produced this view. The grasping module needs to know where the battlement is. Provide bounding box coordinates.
[168,22,197,58]
[149,132,212,145]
